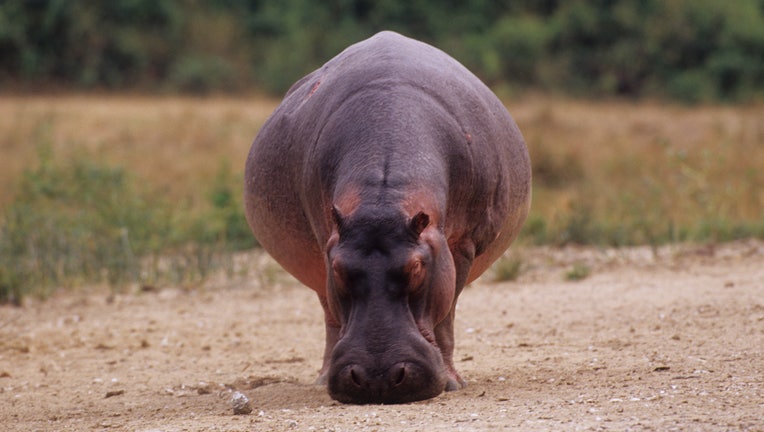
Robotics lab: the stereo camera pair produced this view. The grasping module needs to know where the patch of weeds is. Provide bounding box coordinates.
[205,161,257,251]
[520,215,548,245]
[558,203,600,246]
[493,255,524,282]
[0,149,164,301]
[0,146,258,304]
[565,263,591,281]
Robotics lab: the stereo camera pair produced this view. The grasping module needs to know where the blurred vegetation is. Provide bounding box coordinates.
[0,142,255,305]
[2,0,764,102]
[2,96,761,304]
[519,101,764,248]
[492,255,524,282]
[565,263,591,281]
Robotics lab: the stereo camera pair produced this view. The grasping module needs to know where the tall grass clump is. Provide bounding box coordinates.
[0,146,255,305]
[517,101,764,247]
[0,145,159,303]
[492,255,524,282]
[524,139,764,248]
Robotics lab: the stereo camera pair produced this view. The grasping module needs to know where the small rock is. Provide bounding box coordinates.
[140,284,159,293]
[105,390,125,398]
[196,381,212,395]
[231,391,253,415]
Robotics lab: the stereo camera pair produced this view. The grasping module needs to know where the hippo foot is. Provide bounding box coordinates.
[445,378,465,392]
[444,371,467,392]
[315,372,329,386]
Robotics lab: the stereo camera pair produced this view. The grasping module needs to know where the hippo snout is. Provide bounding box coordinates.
[328,359,447,404]
[325,316,450,404]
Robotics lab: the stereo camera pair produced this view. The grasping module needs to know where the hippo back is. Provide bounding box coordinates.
[244,31,531,293]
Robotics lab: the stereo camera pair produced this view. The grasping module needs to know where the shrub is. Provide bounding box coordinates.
[169,55,235,94]
[493,255,524,282]
[3,0,764,101]
[565,263,591,281]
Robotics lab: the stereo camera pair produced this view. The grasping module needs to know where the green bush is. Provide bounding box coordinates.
[667,70,717,104]
[3,0,764,101]
[169,55,235,94]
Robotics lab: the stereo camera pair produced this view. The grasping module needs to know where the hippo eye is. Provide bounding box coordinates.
[332,259,344,279]
[406,258,425,292]
[410,259,422,276]
[331,259,349,296]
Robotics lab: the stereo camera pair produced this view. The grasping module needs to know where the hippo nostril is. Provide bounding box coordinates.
[390,363,407,388]
[349,366,363,388]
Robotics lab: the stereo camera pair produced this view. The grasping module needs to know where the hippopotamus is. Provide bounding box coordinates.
[244,31,531,404]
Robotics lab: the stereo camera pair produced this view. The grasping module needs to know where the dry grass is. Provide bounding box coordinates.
[1,94,762,243]
[0,95,278,207]
[1,94,763,302]
[511,96,764,244]
[0,95,278,302]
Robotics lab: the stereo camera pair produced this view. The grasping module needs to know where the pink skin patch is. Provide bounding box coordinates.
[308,80,321,97]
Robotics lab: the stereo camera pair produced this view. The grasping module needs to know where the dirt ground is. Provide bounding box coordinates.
[1,241,762,431]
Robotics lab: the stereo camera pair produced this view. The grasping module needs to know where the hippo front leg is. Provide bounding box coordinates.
[435,243,475,391]
[316,295,341,385]
[434,306,467,391]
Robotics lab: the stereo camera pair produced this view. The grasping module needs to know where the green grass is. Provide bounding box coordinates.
[565,263,591,281]
[492,256,524,282]
[0,144,254,305]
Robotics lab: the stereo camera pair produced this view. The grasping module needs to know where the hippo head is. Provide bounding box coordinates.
[323,204,456,404]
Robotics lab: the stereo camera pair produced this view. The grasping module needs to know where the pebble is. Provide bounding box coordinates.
[231,391,253,415]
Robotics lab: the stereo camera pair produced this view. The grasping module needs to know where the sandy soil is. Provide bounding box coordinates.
[1,241,762,431]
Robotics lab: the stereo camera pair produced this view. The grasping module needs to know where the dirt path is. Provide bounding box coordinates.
[1,241,762,431]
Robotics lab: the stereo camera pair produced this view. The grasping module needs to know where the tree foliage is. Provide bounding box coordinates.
[1,0,763,101]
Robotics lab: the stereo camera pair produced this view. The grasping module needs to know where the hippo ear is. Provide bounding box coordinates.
[409,212,430,237]
[331,205,345,231]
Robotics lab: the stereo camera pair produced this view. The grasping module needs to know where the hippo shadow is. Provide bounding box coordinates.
[241,376,497,409]
[247,381,336,409]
